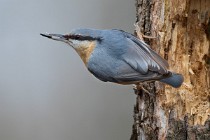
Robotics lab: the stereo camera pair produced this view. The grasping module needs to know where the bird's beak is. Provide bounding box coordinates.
[40,33,68,42]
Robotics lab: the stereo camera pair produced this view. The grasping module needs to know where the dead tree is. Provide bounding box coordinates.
[130,0,210,139]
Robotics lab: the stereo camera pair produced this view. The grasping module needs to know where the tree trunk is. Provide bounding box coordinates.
[131,0,210,140]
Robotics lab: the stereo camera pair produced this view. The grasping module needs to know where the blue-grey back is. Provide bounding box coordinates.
[72,29,169,83]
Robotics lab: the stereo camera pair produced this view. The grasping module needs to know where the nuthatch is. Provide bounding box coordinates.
[41,29,183,88]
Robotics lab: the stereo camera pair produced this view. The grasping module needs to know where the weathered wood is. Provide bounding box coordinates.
[131,0,210,139]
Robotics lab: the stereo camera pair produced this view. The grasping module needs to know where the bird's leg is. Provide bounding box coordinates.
[133,84,140,95]
[133,83,153,96]
[134,23,156,40]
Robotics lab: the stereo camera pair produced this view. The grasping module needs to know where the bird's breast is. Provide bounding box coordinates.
[74,41,96,65]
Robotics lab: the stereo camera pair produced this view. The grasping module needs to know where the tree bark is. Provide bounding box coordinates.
[131,0,210,140]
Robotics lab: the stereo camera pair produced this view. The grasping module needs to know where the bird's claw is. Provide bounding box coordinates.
[134,23,156,40]
[133,83,153,96]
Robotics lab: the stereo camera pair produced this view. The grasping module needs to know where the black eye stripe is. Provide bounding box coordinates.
[63,34,101,41]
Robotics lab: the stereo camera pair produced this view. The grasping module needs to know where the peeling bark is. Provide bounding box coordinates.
[131,0,210,139]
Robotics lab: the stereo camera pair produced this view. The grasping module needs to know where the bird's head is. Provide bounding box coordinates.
[40,28,102,49]
[41,28,102,64]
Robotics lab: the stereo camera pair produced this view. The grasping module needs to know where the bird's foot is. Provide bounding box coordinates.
[132,84,139,95]
[133,83,153,96]
[134,23,156,40]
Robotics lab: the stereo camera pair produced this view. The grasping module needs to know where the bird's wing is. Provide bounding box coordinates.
[113,69,161,83]
[119,31,169,75]
[125,32,169,68]
[110,35,169,83]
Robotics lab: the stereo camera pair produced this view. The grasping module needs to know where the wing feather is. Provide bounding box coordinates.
[88,29,169,83]
[120,31,168,74]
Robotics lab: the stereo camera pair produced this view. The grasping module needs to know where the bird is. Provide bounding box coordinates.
[40,28,183,88]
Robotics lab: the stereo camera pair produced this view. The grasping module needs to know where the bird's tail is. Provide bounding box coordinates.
[160,72,184,88]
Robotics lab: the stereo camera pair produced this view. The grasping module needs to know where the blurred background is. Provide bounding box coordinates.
[0,0,135,139]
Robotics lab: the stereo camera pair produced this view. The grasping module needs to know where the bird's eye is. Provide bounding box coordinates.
[63,34,82,40]
[74,35,81,40]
